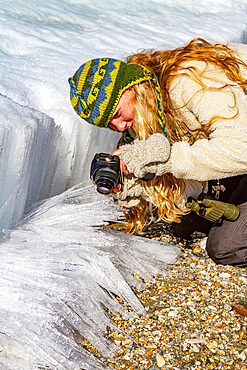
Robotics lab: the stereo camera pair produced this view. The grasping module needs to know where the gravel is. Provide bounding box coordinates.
[83,221,247,370]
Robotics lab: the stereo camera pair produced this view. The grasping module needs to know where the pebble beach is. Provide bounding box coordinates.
[83,221,247,370]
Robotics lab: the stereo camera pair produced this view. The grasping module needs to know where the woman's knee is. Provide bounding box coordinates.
[206,203,247,267]
[206,237,247,267]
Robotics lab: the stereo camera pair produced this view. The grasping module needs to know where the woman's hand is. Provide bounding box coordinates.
[110,148,129,174]
[113,183,121,193]
[106,148,128,194]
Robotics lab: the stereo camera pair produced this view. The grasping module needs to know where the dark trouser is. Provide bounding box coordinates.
[206,202,247,267]
[172,202,247,268]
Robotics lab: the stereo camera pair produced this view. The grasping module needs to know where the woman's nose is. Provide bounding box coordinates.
[111,119,127,132]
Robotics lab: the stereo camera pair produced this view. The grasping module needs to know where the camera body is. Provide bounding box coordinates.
[90,152,155,195]
[90,153,121,194]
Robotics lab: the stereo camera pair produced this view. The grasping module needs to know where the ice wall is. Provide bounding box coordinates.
[0,94,61,238]
[0,93,119,238]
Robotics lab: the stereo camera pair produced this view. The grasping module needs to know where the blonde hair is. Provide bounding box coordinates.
[122,38,247,234]
[122,81,188,234]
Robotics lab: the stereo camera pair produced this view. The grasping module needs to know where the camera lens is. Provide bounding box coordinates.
[95,168,119,194]
[96,180,114,194]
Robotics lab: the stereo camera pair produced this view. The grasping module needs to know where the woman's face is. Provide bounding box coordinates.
[109,90,135,132]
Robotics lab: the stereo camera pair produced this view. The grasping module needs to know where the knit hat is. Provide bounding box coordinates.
[68,58,168,138]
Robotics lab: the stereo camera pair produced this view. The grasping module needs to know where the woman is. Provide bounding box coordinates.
[69,38,247,267]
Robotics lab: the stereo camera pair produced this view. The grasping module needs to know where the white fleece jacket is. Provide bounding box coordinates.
[121,43,247,181]
[168,42,247,181]
[113,43,247,208]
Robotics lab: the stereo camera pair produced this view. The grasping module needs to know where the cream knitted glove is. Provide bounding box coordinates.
[111,173,149,208]
[120,133,172,178]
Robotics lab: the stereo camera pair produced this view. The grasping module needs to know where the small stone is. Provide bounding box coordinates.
[156,353,165,367]
[192,246,202,254]
[239,276,247,284]
[189,306,197,313]
[223,356,232,363]
[168,310,178,317]
[207,305,217,311]
[164,353,172,361]
[224,303,232,311]
[218,350,225,356]
[185,338,207,344]
[122,339,132,346]
[199,237,207,250]
[146,349,153,356]
[237,349,247,361]
[219,272,231,279]
[191,344,200,352]
[210,340,218,348]
[208,364,216,369]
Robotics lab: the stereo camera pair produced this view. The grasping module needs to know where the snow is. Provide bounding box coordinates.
[0,0,246,368]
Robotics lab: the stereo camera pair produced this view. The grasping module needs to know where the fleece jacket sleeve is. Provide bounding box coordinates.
[120,133,171,178]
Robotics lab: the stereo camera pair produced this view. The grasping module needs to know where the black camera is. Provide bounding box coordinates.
[90,152,156,195]
[90,153,121,194]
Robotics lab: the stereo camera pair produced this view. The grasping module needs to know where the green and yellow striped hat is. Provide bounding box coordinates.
[68,58,167,137]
